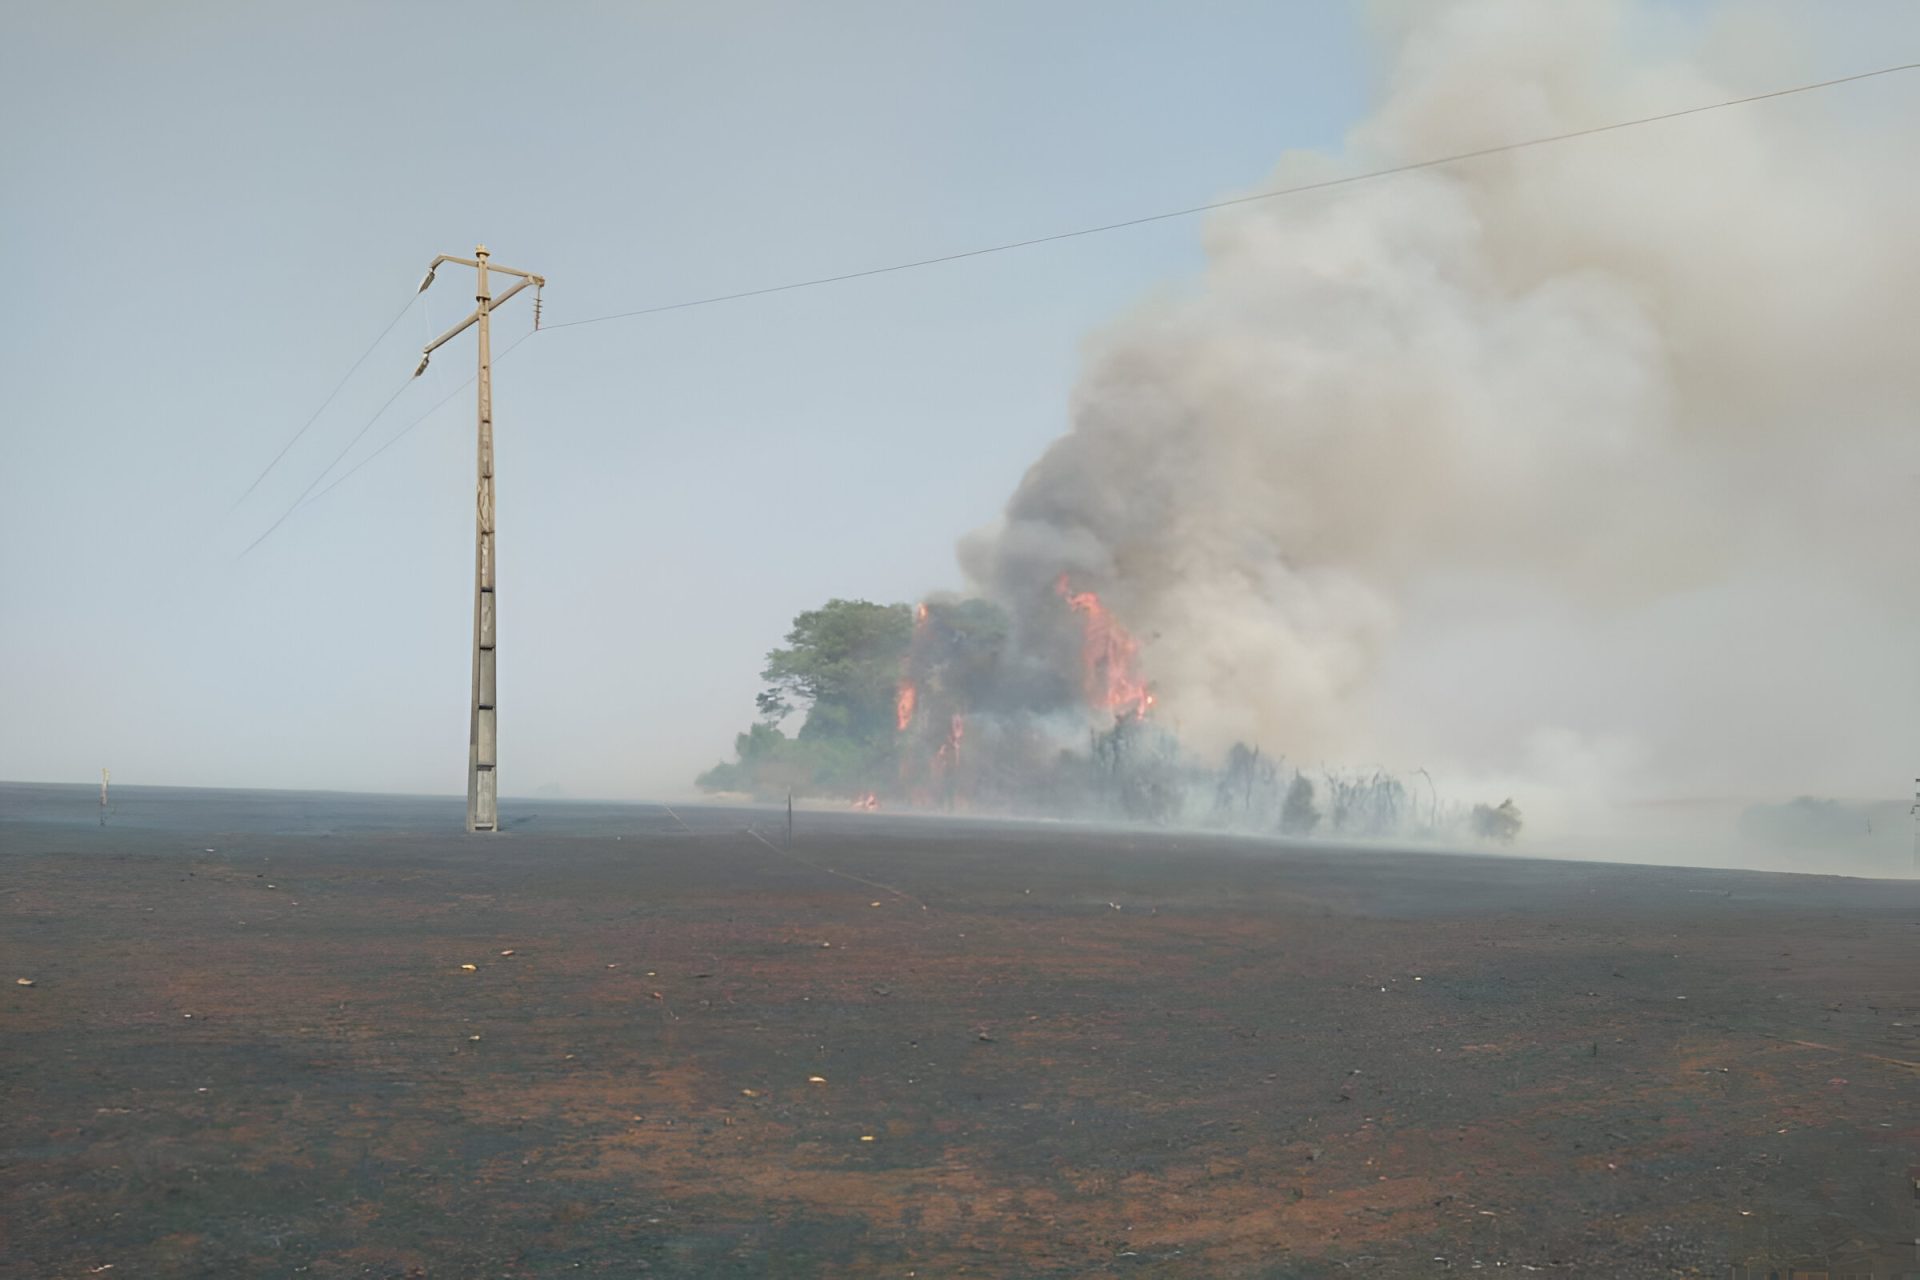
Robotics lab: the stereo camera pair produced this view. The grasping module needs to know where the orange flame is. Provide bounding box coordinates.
[896,604,931,733]
[1056,575,1154,719]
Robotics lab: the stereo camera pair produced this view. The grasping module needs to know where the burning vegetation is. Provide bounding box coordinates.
[1056,575,1154,721]
[698,585,1521,845]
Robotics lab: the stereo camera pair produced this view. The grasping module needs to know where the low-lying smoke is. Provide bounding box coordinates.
[960,0,1920,861]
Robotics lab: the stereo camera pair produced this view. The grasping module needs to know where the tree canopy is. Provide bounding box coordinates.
[757,599,912,744]
[698,596,1527,846]
[700,599,913,798]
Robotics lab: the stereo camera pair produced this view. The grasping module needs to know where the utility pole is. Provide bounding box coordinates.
[414,246,544,832]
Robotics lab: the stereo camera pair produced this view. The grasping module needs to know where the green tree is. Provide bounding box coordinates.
[759,599,913,747]
[696,722,791,793]
[700,599,915,799]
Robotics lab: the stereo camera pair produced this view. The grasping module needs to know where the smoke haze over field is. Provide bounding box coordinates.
[962,0,1920,850]
[4,0,1916,874]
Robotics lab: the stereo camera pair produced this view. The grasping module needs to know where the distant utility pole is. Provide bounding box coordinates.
[415,246,544,833]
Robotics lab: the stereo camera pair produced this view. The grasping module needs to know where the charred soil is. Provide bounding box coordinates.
[3,784,1915,1277]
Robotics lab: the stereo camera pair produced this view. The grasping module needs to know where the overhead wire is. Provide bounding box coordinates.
[237,323,542,558]
[541,59,1920,333]
[242,58,1920,553]
[228,294,419,512]
[303,325,540,511]
[237,372,418,559]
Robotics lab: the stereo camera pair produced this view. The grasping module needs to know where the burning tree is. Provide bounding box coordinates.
[892,598,1011,808]
[1055,576,1154,720]
[699,587,1528,845]
[699,581,1161,809]
[1470,798,1524,844]
[1280,774,1321,836]
[1323,770,1409,838]
[1211,743,1282,826]
[1089,713,1182,823]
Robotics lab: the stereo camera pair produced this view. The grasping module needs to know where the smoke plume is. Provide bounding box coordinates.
[961,0,1920,858]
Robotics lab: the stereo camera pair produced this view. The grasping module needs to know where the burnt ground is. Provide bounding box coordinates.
[2,783,1916,1279]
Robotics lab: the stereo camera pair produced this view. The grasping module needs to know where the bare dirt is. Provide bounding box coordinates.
[3,783,1915,1277]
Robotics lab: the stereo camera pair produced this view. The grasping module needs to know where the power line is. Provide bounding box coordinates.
[228,294,418,511]
[544,60,1920,332]
[238,372,416,559]
[306,327,540,511]
[241,59,1919,552]
[240,326,541,557]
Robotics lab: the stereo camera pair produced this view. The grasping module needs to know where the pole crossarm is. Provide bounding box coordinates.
[417,253,544,291]
[421,311,481,361]
[489,276,539,313]
[414,244,544,833]
[483,263,544,283]
[416,269,542,376]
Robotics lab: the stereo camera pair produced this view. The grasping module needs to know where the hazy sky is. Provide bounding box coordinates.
[1,1,1912,802]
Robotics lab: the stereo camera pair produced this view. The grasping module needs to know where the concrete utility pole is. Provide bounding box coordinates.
[415,247,544,832]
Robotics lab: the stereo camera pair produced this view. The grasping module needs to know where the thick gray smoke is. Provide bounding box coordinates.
[961,0,1920,862]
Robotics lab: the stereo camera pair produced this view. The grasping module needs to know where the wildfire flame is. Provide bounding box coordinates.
[895,603,932,734]
[1056,575,1154,720]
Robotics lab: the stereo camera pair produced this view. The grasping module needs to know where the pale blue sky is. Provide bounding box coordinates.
[0,1,1908,800]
